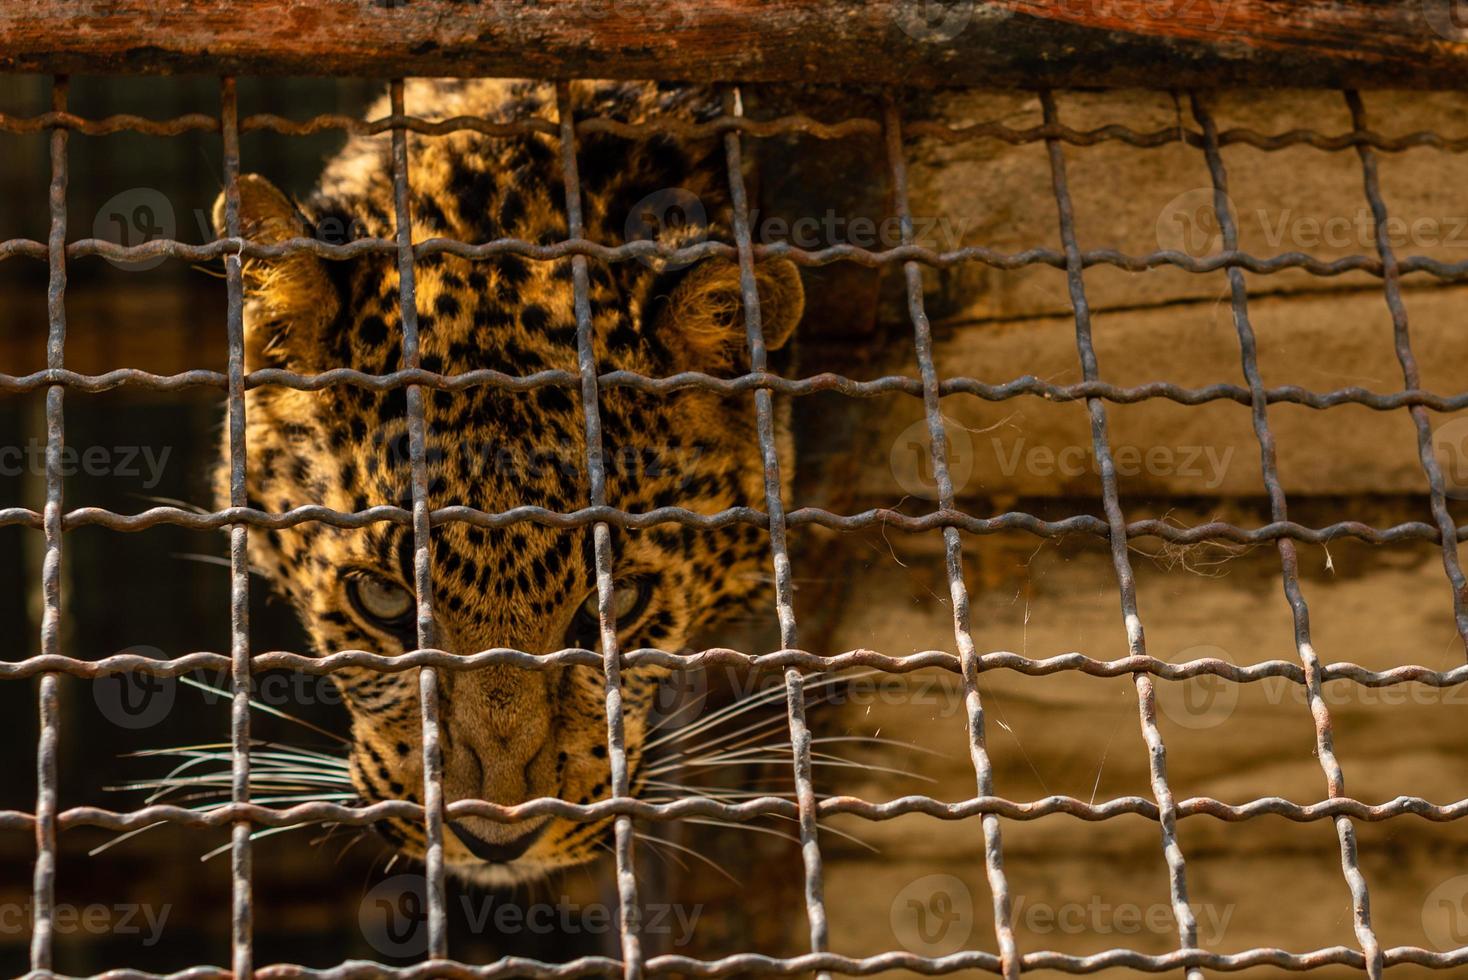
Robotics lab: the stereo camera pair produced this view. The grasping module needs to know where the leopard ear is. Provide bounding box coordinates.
[646,257,803,373]
[212,174,338,368]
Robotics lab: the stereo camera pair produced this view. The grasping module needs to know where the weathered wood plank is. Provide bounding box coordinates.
[1,1,1466,86]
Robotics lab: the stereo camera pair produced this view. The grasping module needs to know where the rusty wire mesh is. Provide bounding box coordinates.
[2,76,1468,978]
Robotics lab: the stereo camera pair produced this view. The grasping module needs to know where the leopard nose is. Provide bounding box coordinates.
[448,821,545,863]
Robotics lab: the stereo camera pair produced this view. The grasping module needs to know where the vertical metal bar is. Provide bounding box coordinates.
[1191,91,1384,980]
[219,75,255,980]
[1345,90,1468,657]
[388,78,448,962]
[31,72,68,976]
[1039,90,1202,980]
[722,87,830,966]
[881,100,1019,980]
[555,80,643,980]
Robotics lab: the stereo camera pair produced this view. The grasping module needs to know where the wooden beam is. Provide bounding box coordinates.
[0,1,1465,87]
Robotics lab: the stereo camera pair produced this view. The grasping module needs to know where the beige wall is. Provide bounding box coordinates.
[779,89,1468,977]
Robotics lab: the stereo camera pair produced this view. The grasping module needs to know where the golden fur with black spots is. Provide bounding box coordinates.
[215,80,802,885]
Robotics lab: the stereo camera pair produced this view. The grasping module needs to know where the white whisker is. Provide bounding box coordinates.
[199,823,322,862]
[643,684,711,738]
[88,822,167,857]
[633,833,736,884]
[178,676,350,745]
[651,711,795,764]
[646,670,883,753]
[632,833,688,873]
[650,751,934,783]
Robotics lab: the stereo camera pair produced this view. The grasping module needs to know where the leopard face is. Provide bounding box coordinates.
[215,80,803,884]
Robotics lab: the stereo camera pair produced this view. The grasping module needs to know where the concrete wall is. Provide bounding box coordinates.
[775,88,1468,977]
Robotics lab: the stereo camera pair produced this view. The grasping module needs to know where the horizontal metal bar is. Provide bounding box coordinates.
[11,943,1468,980]
[10,943,1468,980]
[10,366,1468,414]
[6,646,1466,690]
[7,234,1468,281]
[3,792,1467,833]
[1,503,1463,548]
[3,109,1466,154]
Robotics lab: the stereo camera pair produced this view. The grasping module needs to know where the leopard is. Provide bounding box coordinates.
[212,79,804,886]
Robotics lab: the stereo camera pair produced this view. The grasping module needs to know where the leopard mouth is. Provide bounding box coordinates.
[106,671,896,882]
[447,818,547,863]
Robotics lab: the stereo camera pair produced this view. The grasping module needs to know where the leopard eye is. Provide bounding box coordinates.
[565,579,652,650]
[582,582,645,621]
[346,573,415,630]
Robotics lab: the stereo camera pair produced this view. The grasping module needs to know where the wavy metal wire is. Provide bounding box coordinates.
[7,81,1468,979]
[1039,89,1203,980]
[28,71,68,979]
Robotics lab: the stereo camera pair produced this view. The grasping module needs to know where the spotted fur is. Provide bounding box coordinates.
[213,80,803,885]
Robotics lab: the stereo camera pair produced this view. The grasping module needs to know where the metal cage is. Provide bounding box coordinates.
[4,3,1468,979]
